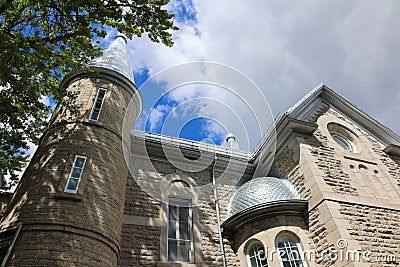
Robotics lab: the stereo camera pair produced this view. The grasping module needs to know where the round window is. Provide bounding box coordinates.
[330,132,356,152]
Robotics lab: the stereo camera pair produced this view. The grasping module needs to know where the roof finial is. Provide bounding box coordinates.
[226,133,240,149]
[115,33,128,44]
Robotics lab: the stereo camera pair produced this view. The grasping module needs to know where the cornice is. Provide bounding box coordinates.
[221,199,308,233]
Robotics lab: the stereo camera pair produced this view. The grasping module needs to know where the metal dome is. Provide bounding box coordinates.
[88,34,136,85]
[227,176,301,218]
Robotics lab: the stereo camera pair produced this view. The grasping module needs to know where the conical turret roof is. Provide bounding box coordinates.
[88,34,136,85]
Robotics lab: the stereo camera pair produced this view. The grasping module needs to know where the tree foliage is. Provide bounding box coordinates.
[0,0,178,188]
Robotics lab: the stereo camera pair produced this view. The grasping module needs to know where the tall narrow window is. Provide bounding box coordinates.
[167,200,193,263]
[246,241,268,267]
[89,88,107,121]
[276,233,306,267]
[64,155,87,194]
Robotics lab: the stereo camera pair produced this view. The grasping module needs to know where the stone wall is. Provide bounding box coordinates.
[383,154,400,188]
[273,146,310,199]
[311,129,358,195]
[307,207,329,266]
[298,105,400,267]
[119,155,239,266]
[0,77,139,266]
[8,224,117,266]
[118,224,161,266]
[340,204,399,266]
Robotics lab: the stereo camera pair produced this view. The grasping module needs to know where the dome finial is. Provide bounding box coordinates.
[88,32,136,85]
[225,133,240,149]
[115,33,128,44]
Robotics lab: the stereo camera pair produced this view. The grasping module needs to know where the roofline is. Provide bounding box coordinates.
[131,131,252,160]
[130,131,255,177]
[131,83,400,169]
[254,83,400,159]
[320,87,400,146]
[286,82,325,116]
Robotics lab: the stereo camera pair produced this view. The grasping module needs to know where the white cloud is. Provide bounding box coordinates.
[148,104,172,132]
[39,95,51,106]
[130,0,400,145]
[201,119,227,145]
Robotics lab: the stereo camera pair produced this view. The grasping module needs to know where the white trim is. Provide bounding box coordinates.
[246,240,268,267]
[89,88,107,121]
[330,132,356,152]
[276,233,307,267]
[64,155,87,194]
[286,82,325,116]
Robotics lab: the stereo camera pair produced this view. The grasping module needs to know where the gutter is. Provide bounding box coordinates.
[212,155,227,267]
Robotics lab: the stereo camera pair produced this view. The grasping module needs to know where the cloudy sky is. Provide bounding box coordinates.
[124,0,400,151]
[5,0,400,188]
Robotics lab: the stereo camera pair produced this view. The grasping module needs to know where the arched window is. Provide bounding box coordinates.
[246,241,268,267]
[327,123,358,153]
[167,199,193,263]
[276,233,305,267]
[330,132,355,152]
[166,180,195,263]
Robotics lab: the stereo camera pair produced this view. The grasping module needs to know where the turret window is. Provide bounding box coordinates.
[89,88,107,121]
[246,241,268,267]
[276,233,306,267]
[64,155,87,194]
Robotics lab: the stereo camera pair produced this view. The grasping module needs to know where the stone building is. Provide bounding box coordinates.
[0,35,399,267]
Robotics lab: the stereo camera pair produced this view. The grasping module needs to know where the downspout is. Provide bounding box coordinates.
[212,155,227,267]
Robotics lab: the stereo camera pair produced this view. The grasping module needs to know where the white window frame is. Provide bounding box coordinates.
[330,132,356,152]
[64,155,87,194]
[89,88,107,121]
[276,233,307,267]
[246,241,268,267]
[167,199,193,263]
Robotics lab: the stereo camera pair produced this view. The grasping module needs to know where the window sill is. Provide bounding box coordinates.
[54,191,83,201]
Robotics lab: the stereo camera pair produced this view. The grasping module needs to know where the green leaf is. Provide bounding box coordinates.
[0,0,178,188]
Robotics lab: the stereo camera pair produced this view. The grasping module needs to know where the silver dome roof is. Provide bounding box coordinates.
[227,176,301,218]
[89,34,135,85]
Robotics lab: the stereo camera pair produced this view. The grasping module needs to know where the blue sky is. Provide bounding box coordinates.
[130,0,229,145]
[129,0,276,149]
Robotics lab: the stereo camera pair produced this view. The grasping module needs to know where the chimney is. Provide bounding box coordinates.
[225,133,240,150]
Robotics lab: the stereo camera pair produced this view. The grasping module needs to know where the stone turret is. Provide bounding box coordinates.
[0,35,142,266]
